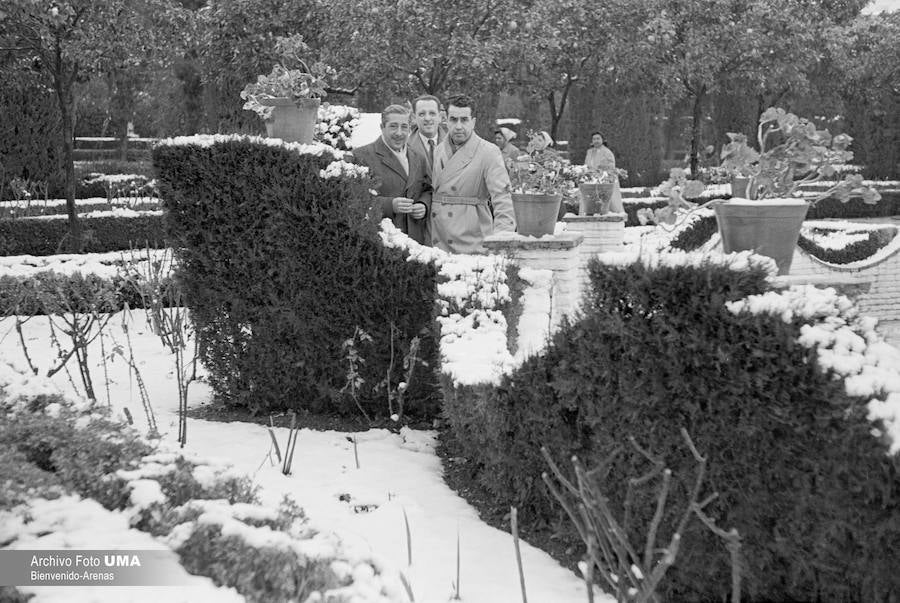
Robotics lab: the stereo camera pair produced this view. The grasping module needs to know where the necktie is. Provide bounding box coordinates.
[427,139,435,167]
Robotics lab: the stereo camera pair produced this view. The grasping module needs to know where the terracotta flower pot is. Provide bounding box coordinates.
[578,182,614,215]
[714,199,809,275]
[512,192,562,237]
[260,97,320,144]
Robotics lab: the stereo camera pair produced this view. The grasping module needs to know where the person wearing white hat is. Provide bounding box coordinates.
[493,127,521,165]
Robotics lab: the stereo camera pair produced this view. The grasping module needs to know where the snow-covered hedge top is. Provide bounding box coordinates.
[726,285,900,454]
[0,249,171,279]
[22,208,163,221]
[0,197,161,209]
[595,245,779,277]
[156,133,347,161]
[319,160,368,180]
[799,220,900,268]
[82,173,156,186]
[379,220,555,386]
[0,362,409,601]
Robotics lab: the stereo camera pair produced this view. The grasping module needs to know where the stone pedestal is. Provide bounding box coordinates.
[483,232,584,330]
[562,212,626,293]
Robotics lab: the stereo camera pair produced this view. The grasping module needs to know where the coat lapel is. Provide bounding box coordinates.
[374,137,407,181]
[435,134,479,189]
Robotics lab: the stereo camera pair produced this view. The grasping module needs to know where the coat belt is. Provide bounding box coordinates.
[433,194,488,207]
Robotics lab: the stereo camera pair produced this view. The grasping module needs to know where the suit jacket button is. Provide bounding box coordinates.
[451,186,457,191]
[447,211,453,217]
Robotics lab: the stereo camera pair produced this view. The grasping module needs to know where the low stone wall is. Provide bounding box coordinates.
[789,241,900,345]
[482,213,899,348]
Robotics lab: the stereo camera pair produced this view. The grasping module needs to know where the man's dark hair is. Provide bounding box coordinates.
[412,94,441,113]
[446,94,475,116]
[591,131,603,138]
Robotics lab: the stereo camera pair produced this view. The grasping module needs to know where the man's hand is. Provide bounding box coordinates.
[409,203,427,220]
[392,197,414,214]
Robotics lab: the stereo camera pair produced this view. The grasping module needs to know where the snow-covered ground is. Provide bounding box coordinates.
[0,309,607,603]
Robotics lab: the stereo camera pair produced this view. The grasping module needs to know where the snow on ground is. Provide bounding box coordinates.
[5,496,245,603]
[0,310,607,603]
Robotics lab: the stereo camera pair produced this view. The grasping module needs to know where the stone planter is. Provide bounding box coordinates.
[512,192,562,237]
[714,199,809,275]
[260,97,320,144]
[578,182,614,215]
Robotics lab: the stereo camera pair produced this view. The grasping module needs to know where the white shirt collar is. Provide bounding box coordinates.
[418,131,438,147]
[382,136,409,172]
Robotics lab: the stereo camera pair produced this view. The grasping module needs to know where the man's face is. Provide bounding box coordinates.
[447,105,475,145]
[414,99,440,138]
[591,134,604,147]
[494,132,506,147]
[381,112,410,151]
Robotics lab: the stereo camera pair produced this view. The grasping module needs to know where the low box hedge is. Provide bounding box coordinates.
[0,214,167,256]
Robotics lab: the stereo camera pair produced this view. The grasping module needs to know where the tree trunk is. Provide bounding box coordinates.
[112,71,135,162]
[547,78,575,144]
[54,53,81,252]
[689,86,706,178]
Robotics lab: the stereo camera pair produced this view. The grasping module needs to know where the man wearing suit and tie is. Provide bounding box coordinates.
[430,94,516,254]
[407,94,445,176]
[353,104,432,245]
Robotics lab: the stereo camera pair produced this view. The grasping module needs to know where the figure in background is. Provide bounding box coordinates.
[408,94,445,176]
[430,94,516,254]
[352,104,432,244]
[584,131,624,213]
[494,127,521,165]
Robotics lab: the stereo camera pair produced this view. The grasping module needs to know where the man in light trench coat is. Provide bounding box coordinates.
[429,94,516,254]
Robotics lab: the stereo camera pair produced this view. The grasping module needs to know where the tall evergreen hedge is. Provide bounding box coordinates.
[153,138,441,419]
[0,77,63,199]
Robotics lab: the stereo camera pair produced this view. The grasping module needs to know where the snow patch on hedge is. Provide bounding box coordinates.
[725,285,900,454]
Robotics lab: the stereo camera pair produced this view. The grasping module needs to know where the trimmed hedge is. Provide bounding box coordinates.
[0,199,161,219]
[623,199,667,226]
[0,271,168,316]
[0,214,167,256]
[669,215,898,264]
[0,78,63,199]
[0,390,358,602]
[806,190,900,219]
[441,259,900,602]
[153,138,441,419]
[798,226,898,264]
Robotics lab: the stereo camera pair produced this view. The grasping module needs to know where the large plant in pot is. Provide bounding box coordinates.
[507,131,569,236]
[240,35,331,144]
[716,107,880,274]
[565,165,629,215]
[642,108,881,275]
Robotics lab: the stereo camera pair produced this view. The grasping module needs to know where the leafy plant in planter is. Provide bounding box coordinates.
[507,132,571,236]
[636,167,706,226]
[643,108,882,226]
[564,165,629,186]
[240,35,331,120]
[719,107,881,204]
[507,131,570,195]
[638,108,882,275]
[564,165,630,215]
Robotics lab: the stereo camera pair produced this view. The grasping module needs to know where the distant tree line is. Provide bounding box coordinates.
[1,0,898,234]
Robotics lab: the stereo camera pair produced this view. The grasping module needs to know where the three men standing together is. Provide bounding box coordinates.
[353,94,515,254]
